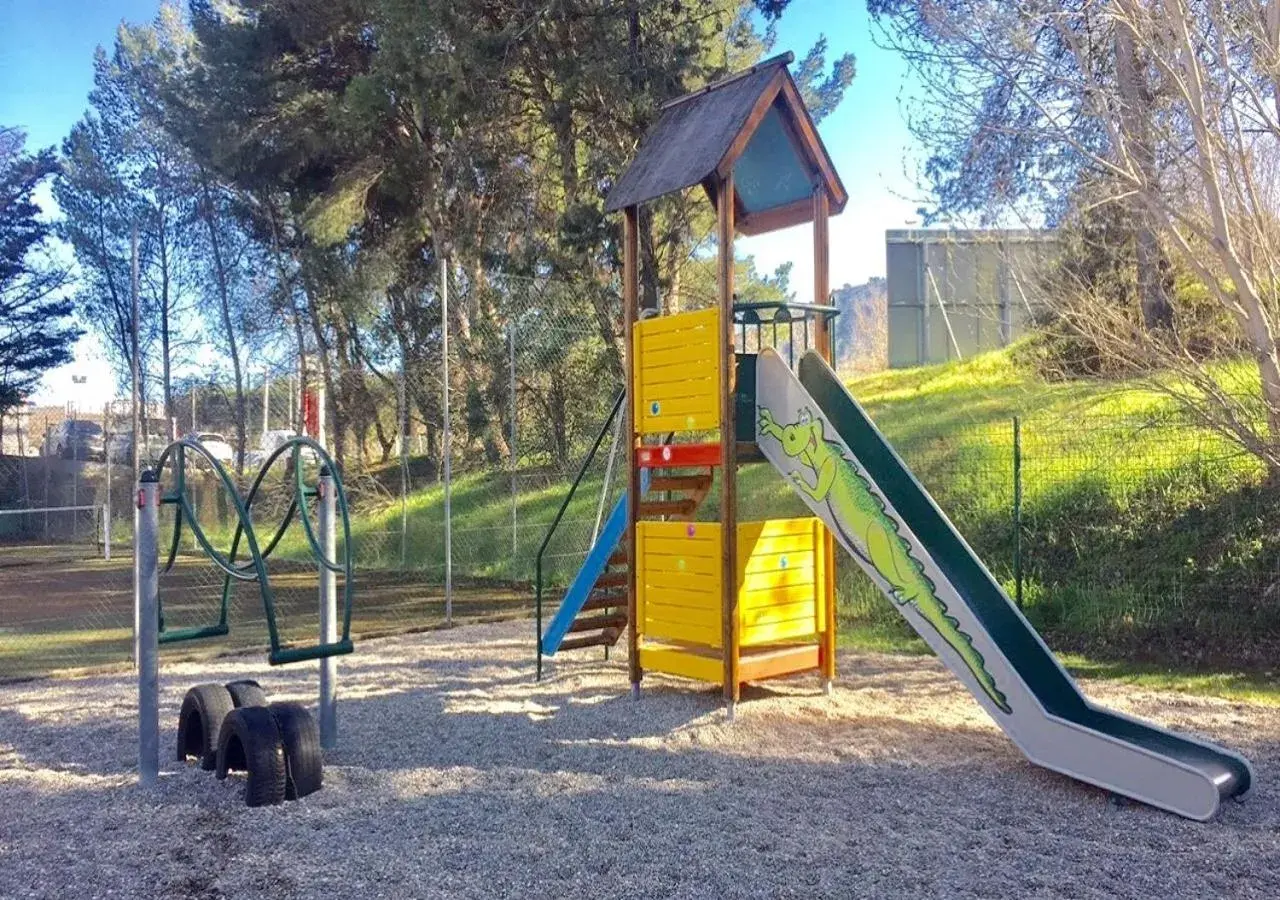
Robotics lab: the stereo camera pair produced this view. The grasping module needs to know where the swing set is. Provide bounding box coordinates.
[134,435,356,785]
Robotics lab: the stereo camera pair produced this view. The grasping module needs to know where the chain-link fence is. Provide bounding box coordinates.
[0,275,625,678]
[6,272,1280,677]
[835,409,1280,669]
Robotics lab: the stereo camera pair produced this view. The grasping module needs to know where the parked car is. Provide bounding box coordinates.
[108,431,170,465]
[193,432,236,465]
[244,429,298,470]
[45,420,106,462]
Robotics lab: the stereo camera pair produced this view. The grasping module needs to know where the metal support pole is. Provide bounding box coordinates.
[318,465,338,749]
[104,402,112,561]
[1013,416,1024,609]
[509,322,518,575]
[441,259,453,624]
[136,470,160,786]
[262,366,271,438]
[397,367,408,570]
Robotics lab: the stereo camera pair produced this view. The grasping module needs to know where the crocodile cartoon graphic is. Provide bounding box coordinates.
[759,405,1011,713]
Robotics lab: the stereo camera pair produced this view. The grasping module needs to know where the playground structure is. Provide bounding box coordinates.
[134,435,355,789]
[537,53,1254,820]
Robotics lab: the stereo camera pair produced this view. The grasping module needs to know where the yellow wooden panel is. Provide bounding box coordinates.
[740,567,817,593]
[637,391,721,427]
[639,644,724,684]
[645,597,720,626]
[739,583,817,611]
[741,617,819,646]
[737,518,818,541]
[645,618,722,648]
[740,597,816,625]
[641,342,718,371]
[737,534,816,558]
[633,308,721,437]
[642,521,718,539]
[740,554,816,578]
[638,381,718,409]
[642,592,721,618]
[641,533,720,557]
[640,565,721,594]
[636,306,720,337]
[637,521,722,644]
[642,555,722,581]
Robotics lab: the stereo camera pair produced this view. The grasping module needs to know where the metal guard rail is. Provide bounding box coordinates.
[535,390,625,678]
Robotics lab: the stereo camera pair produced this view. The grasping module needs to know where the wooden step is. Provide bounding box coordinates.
[648,473,713,495]
[580,592,626,612]
[568,613,628,634]
[559,631,622,652]
[595,571,628,590]
[638,498,699,519]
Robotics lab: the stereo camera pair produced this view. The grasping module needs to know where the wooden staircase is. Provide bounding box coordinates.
[556,470,713,653]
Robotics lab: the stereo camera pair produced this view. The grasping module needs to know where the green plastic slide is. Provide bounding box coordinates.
[753,347,1251,821]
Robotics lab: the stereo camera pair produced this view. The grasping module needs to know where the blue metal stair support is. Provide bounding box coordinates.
[542,471,649,656]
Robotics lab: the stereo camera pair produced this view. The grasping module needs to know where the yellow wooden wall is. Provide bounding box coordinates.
[636,521,724,647]
[736,518,826,647]
[636,518,829,649]
[632,307,721,435]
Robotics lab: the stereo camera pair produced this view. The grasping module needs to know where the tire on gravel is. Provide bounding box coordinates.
[225,679,270,708]
[268,702,323,800]
[177,683,236,771]
[215,706,287,807]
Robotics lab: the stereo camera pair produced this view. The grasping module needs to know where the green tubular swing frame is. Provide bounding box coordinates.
[155,435,355,665]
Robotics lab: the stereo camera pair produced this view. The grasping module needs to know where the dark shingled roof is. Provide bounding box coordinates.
[603,59,788,213]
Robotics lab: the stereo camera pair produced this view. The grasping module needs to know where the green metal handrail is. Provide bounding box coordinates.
[535,390,625,678]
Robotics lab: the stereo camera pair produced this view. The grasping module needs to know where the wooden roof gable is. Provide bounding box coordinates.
[603,53,847,236]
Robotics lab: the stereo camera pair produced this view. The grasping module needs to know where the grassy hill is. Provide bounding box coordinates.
[332,347,1280,687]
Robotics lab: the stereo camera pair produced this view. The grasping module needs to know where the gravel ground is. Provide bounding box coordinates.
[2,619,1279,899]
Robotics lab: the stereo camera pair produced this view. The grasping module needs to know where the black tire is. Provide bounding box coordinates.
[215,706,287,807]
[225,679,269,708]
[177,683,235,771]
[268,702,323,800]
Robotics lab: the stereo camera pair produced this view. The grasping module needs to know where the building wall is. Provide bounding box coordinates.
[885,229,1059,368]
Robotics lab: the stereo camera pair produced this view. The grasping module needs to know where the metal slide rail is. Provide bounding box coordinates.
[535,391,625,679]
[152,435,355,665]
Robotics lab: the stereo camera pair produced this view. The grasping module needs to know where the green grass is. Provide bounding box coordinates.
[182,345,1280,699]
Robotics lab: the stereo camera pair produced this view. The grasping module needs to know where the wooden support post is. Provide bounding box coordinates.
[822,526,837,693]
[812,186,831,362]
[624,205,642,696]
[717,173,740,708]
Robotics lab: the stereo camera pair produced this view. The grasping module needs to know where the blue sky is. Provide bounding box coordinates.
[1,0,925,404]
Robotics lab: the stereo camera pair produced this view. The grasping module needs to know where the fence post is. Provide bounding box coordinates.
[441,259,452,625]
[318,464,338,749]
[1013,416,1023,609]
[397,366,408,570]
[510,320,518,578]
[136,469,160,787]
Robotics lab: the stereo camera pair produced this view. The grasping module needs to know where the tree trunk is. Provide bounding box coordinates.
[1115,21,1173,330]
[198,178,246,478]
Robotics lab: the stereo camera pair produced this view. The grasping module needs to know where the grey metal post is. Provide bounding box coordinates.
[397,367,408,570]
[318,465,338,749]
[104,402,112,561]
[509,321,517,575]
[441,259,452,624]
[262,366,271,438]
[136,470,160,786]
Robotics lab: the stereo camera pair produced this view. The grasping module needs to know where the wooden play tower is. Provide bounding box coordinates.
[602,52,849,710]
